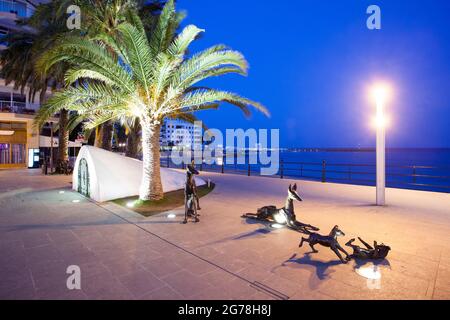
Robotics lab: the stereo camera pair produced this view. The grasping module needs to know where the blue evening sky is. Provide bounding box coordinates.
[178,0,450,148]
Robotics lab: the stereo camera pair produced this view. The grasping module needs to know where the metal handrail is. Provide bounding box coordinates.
[160,155,450,192]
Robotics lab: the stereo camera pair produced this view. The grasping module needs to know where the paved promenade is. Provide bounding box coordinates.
[0,169,449,299]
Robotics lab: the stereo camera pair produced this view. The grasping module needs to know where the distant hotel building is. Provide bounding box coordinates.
[160,118,202,149]
[0,0,53,169]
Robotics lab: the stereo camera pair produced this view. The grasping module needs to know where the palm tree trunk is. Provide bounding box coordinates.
[126,122,140,159]
[94,125,103,148]
[56,108,69,173]
[139,122,163,201]
[102,120,113,151]
[94,121,113,150]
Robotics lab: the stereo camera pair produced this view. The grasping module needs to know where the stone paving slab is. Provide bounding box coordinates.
[0,169,449,300]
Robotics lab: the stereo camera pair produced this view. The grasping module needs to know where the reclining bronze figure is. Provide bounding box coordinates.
[345,237,391,260]
[183,162,200,224]
[242,184,319,233]
[299,225,349,263]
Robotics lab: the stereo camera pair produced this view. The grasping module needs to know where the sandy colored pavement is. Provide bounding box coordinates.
[0,169,449,299]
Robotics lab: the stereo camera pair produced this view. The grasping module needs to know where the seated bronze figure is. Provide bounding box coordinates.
[345,237,391,260]
[299,225,350,263]
[242,183,319,233]
[183,162,200,224]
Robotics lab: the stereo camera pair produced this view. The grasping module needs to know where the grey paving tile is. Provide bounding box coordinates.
[118,270,165,298]
[140,257,184,278]
[82,272,134,300]
[102,257,146,277]
[1,169,449,300]
[162,270,213,298]
[140,285,184,300]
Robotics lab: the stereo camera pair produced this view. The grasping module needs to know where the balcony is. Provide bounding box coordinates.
[0,100,37,114]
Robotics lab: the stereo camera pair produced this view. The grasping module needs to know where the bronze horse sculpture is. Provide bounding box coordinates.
[183,162,200,224]
[242,184,319,233]
[299,225,350,263]
[345,237,391,260]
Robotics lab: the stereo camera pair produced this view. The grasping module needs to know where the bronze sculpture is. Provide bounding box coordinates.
[345,237,391,260]
[242,184,319,233]
[183,162,200,224]
[299,225,350,263]
[192,161,201,211]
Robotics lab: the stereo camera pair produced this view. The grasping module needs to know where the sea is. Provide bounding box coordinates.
[278,148,450,193]
[165,148,450,193]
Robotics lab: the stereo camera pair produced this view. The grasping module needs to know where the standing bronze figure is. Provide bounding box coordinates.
[345,237,391,260]
[183,162,200,224]
[192,161,201,211]
[242,184,319,233]
[299,225,350,263]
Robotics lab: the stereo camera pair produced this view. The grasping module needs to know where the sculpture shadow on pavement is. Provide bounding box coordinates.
[351,256,391,272]
[276,253,343,290]
[198,224,277,248]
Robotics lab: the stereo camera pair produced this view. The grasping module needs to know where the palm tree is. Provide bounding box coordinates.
[78,0,138,151]
[59,0,168,152]
[36,0,269,201]
[1,1,168,166]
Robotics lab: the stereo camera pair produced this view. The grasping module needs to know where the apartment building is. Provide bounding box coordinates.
[0,0,52,169]
[160,118,203,149]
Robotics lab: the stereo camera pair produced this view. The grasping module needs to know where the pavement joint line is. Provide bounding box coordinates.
[83,195,290,300]
[429,250,442,299]
[251,281,289,300]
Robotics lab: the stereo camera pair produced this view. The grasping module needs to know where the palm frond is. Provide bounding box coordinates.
[83,111,117,129]
[116,22,153,101]
[167,24,204,57]
[36,35,135,93]
[64,68,121,87]
[170,46,248,92]
[178,89,270,118]
[67,112,87,134]
[148,0,175,56]
[34,82,125,128]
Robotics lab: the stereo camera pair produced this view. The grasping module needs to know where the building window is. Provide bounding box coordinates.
[0,143,25,164]
[11,144,25,164]
[0,143,10,164]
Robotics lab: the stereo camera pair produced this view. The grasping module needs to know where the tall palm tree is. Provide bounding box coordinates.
[36,0,269,201]
[79,0,137,151]
[61,0,168,152]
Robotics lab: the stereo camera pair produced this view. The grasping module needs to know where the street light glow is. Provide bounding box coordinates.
[370,83,392,129]
[371,83,391,106]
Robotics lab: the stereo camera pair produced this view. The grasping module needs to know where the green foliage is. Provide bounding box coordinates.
[36,0,269,131]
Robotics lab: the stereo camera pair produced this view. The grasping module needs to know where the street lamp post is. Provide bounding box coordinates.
[375,92,385,206]
[372,84,390,206]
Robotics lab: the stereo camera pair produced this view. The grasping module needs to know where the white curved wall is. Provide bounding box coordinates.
[73,146,204,202]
